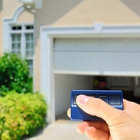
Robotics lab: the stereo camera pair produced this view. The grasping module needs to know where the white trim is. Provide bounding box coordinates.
[3,6,24,52]
[3,6,34,52]
[41,24,140,37]
[40,24,140,123]
[54,70,100,76]
[3,5,34,78]
[40,32,55,122]
[10,30,34,34]
[54,71,140,77]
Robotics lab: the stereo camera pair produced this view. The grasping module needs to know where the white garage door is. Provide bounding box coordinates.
[54,38,140,76]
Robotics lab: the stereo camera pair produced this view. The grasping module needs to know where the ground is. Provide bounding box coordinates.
[24,119,88,140]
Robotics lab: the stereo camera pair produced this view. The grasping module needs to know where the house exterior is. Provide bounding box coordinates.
[0,0,34,75]
[1,0,140,123]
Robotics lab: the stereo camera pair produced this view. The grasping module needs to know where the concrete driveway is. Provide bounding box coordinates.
[25,120,88,140]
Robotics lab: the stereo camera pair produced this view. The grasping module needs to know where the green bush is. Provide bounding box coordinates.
[0,53,32,95]
[0,92,47,140]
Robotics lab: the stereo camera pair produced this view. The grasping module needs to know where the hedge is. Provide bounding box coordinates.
[0,92,47,140]
[0,53,32,95]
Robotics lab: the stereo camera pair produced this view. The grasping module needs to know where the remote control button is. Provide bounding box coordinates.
[73,95,78,105]
[110,95,121,105]
[73,94,96,105]
[88,95,96,98]
[98,95,108,103]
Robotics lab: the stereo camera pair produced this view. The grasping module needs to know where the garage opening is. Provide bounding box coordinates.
[54,37,140,120]
[55,74,139,120]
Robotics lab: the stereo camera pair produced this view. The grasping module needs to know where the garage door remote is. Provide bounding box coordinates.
[71,90,123,121]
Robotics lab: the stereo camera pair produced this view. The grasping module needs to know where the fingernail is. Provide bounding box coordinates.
[77,95,90,106]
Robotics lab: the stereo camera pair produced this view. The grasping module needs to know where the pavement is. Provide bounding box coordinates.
[24,113,89,140]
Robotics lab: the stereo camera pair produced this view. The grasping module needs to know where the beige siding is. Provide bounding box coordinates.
[34,0,140,91]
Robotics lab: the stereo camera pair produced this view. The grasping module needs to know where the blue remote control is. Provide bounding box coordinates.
[71,90,123,121]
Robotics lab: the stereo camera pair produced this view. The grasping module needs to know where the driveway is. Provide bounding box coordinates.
[25,120,88,140]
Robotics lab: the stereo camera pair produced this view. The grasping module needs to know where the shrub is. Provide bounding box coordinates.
[0,92,47,140]
[0,53,32,95]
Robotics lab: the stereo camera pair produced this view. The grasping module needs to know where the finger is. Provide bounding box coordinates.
[77,121,109,134]
[123,99,140,110]
[123,99,140,124]
[84,126,109,140]
[76,95,128,125]
[67,108,71,118]
[77,122,89,134]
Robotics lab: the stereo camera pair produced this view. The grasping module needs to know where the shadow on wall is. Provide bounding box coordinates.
[34,0,83,46]
[0,0,2,12]
[36,0,83,26]
[121,0,140,17]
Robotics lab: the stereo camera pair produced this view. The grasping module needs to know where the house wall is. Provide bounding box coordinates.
[0,0,3,56]
[55,74,93,117]
[17,10,34,23]
[0,0,34,55]
[34,0,140,91]
[0,0,21,55]
[3,0,22,18]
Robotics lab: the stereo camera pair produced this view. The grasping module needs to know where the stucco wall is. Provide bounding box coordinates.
[0,0,22,55]
[0,0,3,56]
[0,0,34,74]
[36,0,140,27]
[34,0,140,91]
[3,0,22,18]
[17,10,34,23]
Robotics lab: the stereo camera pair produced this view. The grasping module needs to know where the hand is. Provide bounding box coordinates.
[67,95,140,140]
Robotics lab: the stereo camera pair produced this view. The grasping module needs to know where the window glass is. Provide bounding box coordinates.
[26,25,34,30]
[27,60,33,76]
[11,34,21,57]
[11,25,34,76]
[25,33,34,58]
[12,26,22,30]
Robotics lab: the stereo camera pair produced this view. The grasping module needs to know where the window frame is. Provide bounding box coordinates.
[10,23,34,76]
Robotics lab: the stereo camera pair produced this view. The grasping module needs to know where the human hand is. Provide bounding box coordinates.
[67,95,140,140]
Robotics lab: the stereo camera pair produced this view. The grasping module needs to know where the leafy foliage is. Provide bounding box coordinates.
[0,92,47,140]
[0,53,32,95]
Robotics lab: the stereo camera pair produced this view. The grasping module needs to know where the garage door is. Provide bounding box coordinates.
[54,38,140,76]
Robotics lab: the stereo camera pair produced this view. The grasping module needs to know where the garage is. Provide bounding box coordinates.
[54,74,135,120]
[54,38,140,75]
[54,37,140,119]
[40,25,140,122]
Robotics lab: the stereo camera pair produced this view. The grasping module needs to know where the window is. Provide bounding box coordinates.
[26,33,34,75]
[10,24,34,76]
[11,34,21,57]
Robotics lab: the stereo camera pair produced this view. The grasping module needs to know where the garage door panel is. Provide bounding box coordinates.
[54,38,140,52]
[54,38,140,75]
[54,51,140,72]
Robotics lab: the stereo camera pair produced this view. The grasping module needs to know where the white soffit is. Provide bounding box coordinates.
[41,23,140,38]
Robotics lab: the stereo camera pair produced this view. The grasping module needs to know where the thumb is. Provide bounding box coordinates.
[76,95,126,125]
